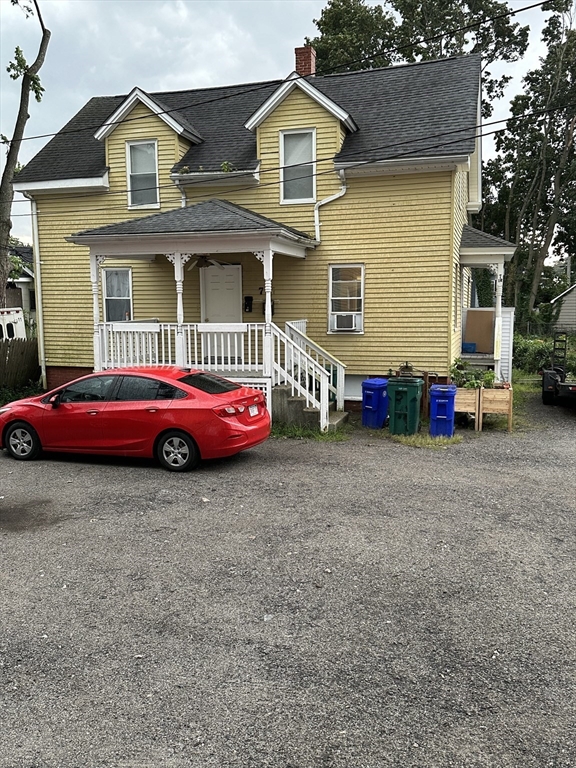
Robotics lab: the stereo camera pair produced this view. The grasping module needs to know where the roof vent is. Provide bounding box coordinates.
[295,46,316,77]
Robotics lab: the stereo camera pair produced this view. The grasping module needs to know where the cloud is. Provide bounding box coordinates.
[0,0,551,243]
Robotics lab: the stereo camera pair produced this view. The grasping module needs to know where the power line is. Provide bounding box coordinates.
[3,0,546,148]
[0,135,549,225]
[315,0,543,74]
[9,99,572,220]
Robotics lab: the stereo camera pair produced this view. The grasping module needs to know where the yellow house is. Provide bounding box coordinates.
[14,47,515,430]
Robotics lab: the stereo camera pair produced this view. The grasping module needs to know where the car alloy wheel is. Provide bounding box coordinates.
[156,430,199,472]
[6,421,42,461]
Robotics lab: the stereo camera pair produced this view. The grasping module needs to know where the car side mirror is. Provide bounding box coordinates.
[49,393,61,409]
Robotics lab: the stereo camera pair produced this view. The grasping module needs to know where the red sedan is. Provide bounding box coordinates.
[0,367,270,471]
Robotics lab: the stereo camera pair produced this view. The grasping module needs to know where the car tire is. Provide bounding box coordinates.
[542,391,556,406]
[5,421,42,461]
[156,430,200,472]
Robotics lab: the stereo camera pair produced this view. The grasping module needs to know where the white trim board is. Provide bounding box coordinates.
[94,87,202,143]
[245,72,357,133]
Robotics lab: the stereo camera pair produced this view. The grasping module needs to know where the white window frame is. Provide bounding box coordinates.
[102,267,133,322]
[126,140,160,209]
[328,263,365,334]
[280,128,316,204]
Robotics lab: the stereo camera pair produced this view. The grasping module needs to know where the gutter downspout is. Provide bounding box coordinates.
[174,178,187,208]
[494,263,504,381]
[25,193,47,389]
[314,170,347,242]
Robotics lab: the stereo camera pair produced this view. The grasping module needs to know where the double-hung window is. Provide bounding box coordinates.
[127,140,159,207]
[103,268,132,322]
[328,264,364,333]
[280,129,315,203]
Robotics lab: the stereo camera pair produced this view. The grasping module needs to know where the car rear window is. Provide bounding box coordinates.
[114,376,186,401]
[179,373,241,394]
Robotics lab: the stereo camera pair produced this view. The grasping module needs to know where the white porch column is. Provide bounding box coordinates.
[166,253,191,366]
[494,262,504,381]
[255,249,273,377]
[90,252,106,371]
[166,252,192,366]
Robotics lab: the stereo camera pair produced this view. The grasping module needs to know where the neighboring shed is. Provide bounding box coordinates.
[551,283,576,332]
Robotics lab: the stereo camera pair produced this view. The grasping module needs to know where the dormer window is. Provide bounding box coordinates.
[280,129,315,203]
[127,140,159,207]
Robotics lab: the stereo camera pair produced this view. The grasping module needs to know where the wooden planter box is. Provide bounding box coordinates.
[454,387,481,431]
[479,387,513,432]
[453,387,513,432]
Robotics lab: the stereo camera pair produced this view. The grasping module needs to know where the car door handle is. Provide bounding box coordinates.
[87,410,99,415]
[146,407,159,413]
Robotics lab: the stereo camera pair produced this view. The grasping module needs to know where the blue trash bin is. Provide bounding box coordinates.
[362,378,388,428]
[429,384,457,437]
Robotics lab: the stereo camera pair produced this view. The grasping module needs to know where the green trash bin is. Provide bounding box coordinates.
[387,376,423,435]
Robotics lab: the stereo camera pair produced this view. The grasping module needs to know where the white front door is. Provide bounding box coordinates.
[200,265,242,323]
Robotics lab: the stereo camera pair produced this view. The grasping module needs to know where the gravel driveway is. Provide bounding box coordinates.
[1,392,575,768]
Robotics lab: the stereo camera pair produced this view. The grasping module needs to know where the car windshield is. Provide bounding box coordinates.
[179,372,241,394]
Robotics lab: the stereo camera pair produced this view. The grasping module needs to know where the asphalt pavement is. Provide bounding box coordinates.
[1,392,575,768]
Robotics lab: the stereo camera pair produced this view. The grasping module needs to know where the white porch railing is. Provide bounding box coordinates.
[100,323,177,368]
[183,323,265,373]
[98,321,343,432]
[270,324,331,432]
[285,320,347,411]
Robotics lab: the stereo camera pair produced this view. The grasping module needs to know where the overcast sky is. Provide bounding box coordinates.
[1,0,549,243]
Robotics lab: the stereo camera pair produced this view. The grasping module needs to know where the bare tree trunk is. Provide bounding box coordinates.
[0,0,50,308]
[527,114,575,312]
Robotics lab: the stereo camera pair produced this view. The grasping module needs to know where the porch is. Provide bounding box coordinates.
[66,200,347,431]
[459,225,517,382]
[96,319,346,432]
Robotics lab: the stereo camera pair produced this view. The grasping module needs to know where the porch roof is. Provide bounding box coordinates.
[67,199,316,259]
[72,199,313,240]
[460,225,516,267]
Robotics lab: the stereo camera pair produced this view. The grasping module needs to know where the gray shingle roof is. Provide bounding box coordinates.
[17,55,481,184]
[461,225,516,250]
[9,245,33,265]
[73,199,313,240]
[149,93,203,142]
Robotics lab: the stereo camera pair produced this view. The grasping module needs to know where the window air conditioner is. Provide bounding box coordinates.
[335,314,357,331]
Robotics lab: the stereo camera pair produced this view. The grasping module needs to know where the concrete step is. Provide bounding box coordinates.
[328,410,349,432]
[272,384,348,431]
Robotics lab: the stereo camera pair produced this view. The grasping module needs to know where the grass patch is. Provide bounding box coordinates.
[389,433,463,449]
[271,421,350,441]
[511,373,543,430]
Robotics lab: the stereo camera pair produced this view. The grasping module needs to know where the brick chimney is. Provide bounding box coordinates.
[295,46,316,77]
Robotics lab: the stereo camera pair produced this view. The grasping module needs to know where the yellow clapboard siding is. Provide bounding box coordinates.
[34,87,467,375]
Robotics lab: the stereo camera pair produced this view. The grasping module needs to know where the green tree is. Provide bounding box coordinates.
[472,268,495,306]
[479,1,575,323]
[7,235,27,280]
[306,0,399,73]
[306,0,529,115]
[0,0,50,308]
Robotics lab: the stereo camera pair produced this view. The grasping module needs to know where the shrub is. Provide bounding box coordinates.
[512,334,554,373]
[513,333,576,375]
[0,381,44,407]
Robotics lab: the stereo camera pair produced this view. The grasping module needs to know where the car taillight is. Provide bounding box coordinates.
[213,404,247,417]
[212,393,263,418]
